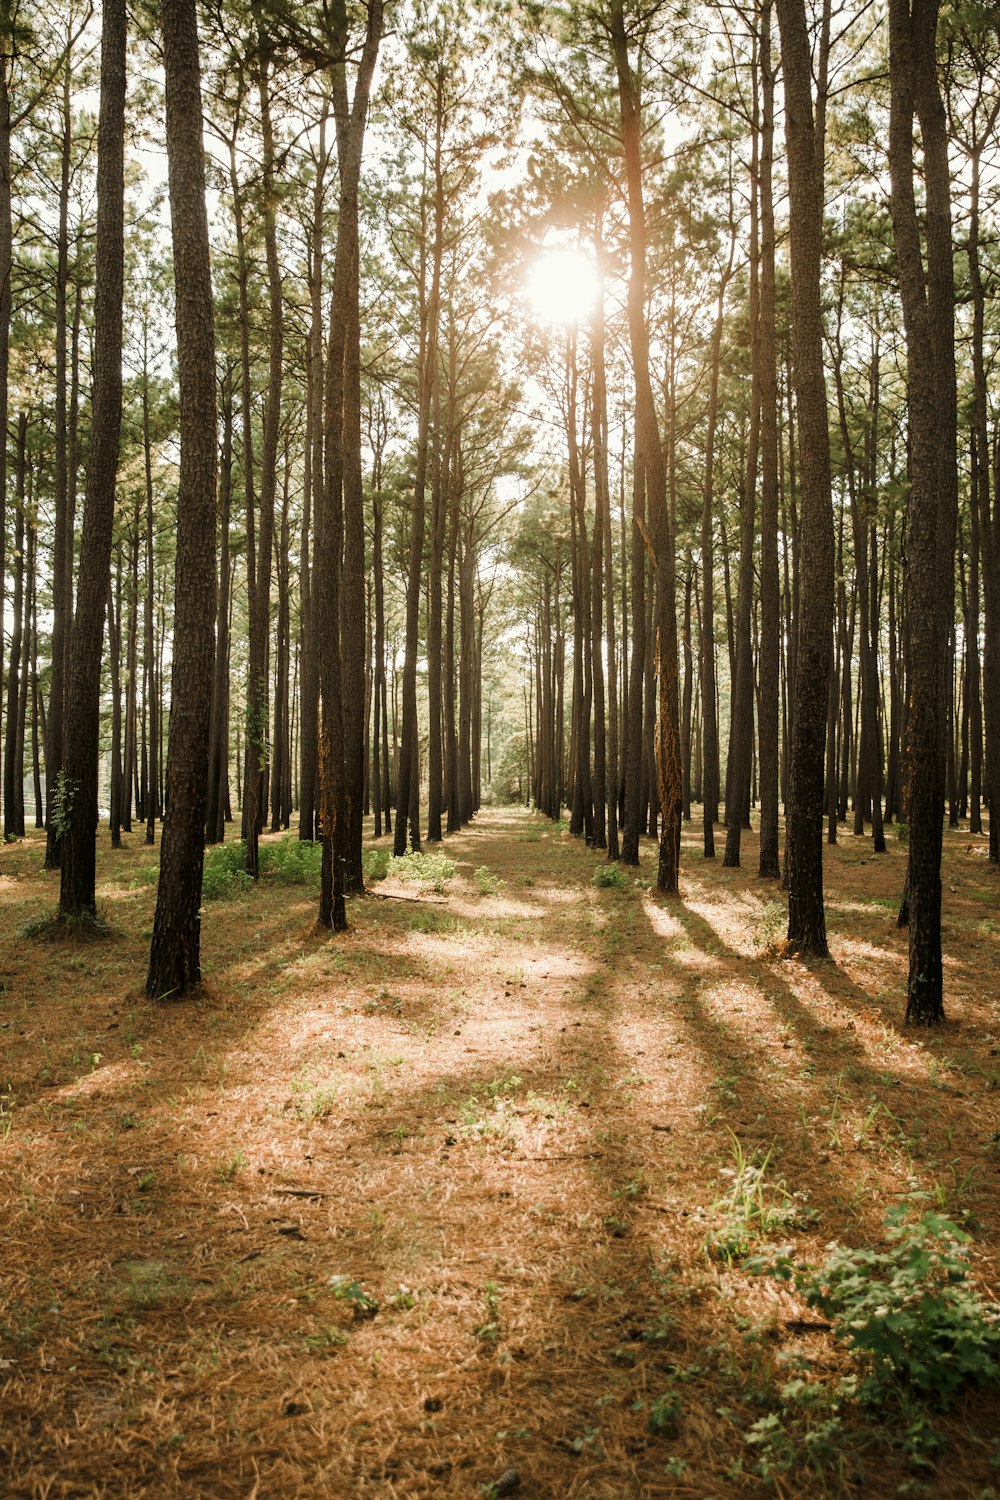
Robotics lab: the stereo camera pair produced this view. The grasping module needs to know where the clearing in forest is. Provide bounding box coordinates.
[0,809,999,1497]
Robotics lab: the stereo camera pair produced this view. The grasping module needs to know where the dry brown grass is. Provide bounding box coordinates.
[0,807,998,1498]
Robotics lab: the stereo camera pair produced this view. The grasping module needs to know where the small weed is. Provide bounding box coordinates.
[593,863,628,889]
[645,1389,682,1436]
[328,1275,379,1319]
[744,1404,846,1484]
[474,1280,501,1343]
[363,847,391,882]
[216,1149,246,1182]
[473,866,504,897]
[752,898,786,952]
[302,1325,349,1354]
[705,1133,815,1262]
[290,1066,339,1121]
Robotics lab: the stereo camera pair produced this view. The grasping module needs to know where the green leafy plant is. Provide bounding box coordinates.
[51,770,77,841]
[363,847,391,882]
[746,1207,1000,1407]
[290,1066,340,1120]
[259,836,323,885]
[473,865,503,896]
[752,898,786,952]
[388,850,456,892]
[593,863,628,889]
[328,1275,379,1320]
[201,842,253,901]
[744,1406,845,1483]
[645,1389,682,1436]
[302,1325,349,1354]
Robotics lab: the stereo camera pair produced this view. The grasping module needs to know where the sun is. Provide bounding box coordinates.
[525,247,599,327]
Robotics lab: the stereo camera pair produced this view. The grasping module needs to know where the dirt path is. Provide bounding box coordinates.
[1,808,998,1497]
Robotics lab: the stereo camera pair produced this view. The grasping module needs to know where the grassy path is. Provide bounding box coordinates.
[0,807,998,1496]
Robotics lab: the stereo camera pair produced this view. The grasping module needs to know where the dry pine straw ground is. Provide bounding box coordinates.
[0,808,998,1500]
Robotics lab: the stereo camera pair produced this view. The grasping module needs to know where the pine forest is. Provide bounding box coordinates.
[1,0,1000,1494]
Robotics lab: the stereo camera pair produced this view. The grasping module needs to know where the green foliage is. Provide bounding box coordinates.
[328,1275,379,1320]
[51,771,77,841]
[705,1135,816,1262]
[363,847,391,882]
[259,837,323,885]
[473,1280,501,1343]
[751,898,786,953]
[201,842,253,901]
[646,1389,682,1436]
[290,1066,339,1120]
[473,865,503,896]
[745,1207,1000,1407]
[201,836,327,897]
[388,850,456,892]
[744,1401,846,1484]
[492,731,530,805]
[593,863,628,889]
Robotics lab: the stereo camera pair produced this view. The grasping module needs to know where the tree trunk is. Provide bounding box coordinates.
[146,0,218,999]
[775,0,835,954]
[59,0,126,919]
[888,0,957,1023]
[206,371,233,844]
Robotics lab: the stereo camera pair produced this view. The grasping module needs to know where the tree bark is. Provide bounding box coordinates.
[59,0,126,919]
[146,0,218,999]
[888,0,958,1023]
[775,0,835,954]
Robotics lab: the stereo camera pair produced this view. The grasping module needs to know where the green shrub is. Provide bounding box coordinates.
[388,850,455,892]
[593,863,628,889]
[201,841,253,901]
[473,865,503,896]
[746,1206,1000,1407]
[259,836,322,884]
[363,847,391,883]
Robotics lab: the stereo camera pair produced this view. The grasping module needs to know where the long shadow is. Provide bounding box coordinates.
[3,808,999,1499]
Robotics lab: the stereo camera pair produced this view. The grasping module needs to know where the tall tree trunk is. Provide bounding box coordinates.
[699,227,733,858]
[775,0,835,953]
[317,2,383,924]
[44,42,75,870]
[888,0,958,1022]
[396,80,443,855]
[242,42,282,875]
[59,0,126,918]
[725,36,762,869]
[108,561,123,849]
[147,0,218,999]
[4,413,27,840]
[298,116,328,843]
[206,371,233,844]
[593,249,619,860]
[757,0,781,879]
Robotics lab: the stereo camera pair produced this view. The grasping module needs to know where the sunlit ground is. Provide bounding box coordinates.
[0,806,998,1497]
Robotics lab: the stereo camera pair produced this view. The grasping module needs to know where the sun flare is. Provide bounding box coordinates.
[525,247,599,327]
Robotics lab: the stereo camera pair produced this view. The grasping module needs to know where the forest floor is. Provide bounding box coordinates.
[0,807,998,1499]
